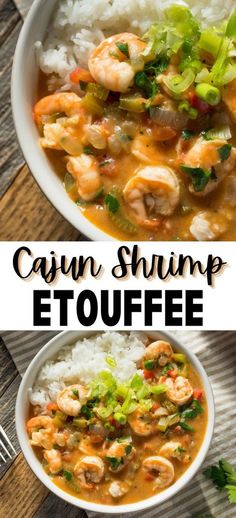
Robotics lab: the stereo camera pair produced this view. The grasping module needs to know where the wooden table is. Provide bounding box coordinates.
[0,0,82,241]
[0,337,88,518]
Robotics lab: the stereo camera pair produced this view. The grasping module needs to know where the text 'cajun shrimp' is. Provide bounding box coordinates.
[145,340,173,366]
[66,154,103,201]
[163,375,193,406]
[88,33,146,93]
[142,456,175,488]
[123,166,180,228]
[57,384,88,417]
[74,456,105,489]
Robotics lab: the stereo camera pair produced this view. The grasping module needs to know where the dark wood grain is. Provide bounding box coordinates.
[0,454,48,518]
[0,337,18,397]
[0,367,21,478]
[0,1,24,197]
[0,165,80,240]
[35,493,88,518]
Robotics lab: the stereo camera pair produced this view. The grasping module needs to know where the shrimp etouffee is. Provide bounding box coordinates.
[27,339,207,505]
[34,6,236,240]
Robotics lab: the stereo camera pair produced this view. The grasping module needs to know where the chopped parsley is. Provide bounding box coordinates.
[144,359,155,371]
[83,145,95,155]
[181,165,213,192]
[181,399,203,420]
[204,459,236,503]
[72,389,79,397]
[218,144,232,162]
[125,444,132,455]
[179,421,195,432]
[181,129,196,140]
[105,192,120,214]
[162,363,174,375]
[115,42,130,58]
[106,456,123,470]
[135,71,158,98]
[63,470,73,481]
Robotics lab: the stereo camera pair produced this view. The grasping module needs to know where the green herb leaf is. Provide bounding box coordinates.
[218,144,232,162]
[105,193,120,214]
[204,464,227,489]
[125,444,132,455]
[181,399,203,420]
[179,421,195,432]
[116,42,130,58]
[144,359,155,370]
[181,165,212,192]
[83,145,96,155]
[63,470,73,481]
[162,363,174,375]
[135,71,158,98]
[225,485,236,503]
[106,456,123,470]
[181,129,195,140]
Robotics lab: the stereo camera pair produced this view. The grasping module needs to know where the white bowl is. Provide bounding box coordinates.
[15,330,215,515]
[11,0,113,241]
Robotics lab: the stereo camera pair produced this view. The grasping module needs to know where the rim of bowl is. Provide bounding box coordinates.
[15,330,215,515]
[11,0,114,242]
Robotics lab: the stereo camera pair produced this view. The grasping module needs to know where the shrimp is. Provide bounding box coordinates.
[74,456,105,489]
[26,416,55,449]
[106,440,135,472]
[164,376,193,406]
[109,481,130,498]
[222,79,236,121]
[66,154,103,201]
[145,340,173,366]
[128,408,156,437]
[159,441,190,464]
[123,166,180,228]
[131,134,166,164]
[34,92,85,127]
[179,137,236,196]
[142,456,175,489]
[43,449,62,474]
[88,33,146,93]
[190,210,230,241]
[57,384,88,417]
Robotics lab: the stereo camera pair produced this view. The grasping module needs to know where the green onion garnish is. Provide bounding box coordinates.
[195,83,221,106]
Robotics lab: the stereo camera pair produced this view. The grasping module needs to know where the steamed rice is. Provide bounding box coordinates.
[29,332,146,408]
[36,0,236,88]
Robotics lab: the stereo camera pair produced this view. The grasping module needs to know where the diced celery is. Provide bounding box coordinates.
[150,384,168,395]
[114,412,127,424]
[119,94,146,112]
[86,83,109,100]
[172,353,187,364]
[81,92,104,115]
[198,29,222,58]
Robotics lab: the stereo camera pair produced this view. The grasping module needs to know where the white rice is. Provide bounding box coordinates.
[29,331,147,409]
[36,0,235,88]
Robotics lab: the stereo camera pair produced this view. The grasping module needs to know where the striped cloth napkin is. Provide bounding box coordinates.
[1,330,236,518]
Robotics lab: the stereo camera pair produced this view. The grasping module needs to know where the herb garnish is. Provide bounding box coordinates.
[204,459,236,503]
[218,144,232,162]
[104,193,120,213]
[116,42,130,58]
[181,165,213,192]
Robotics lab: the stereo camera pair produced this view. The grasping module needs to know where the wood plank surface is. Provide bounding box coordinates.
[0,165,80,240]
[0,454,48,518]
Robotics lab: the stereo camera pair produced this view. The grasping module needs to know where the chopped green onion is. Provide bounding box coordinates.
[106,356,117,368]
[116,384,129,399]
[218,144,232,162]
[114,412,127,425]
[188,107,199,119]
[130,373,143,390]
[195,83,221,106]
[198,29,222,58]
[97,407,113,420]
[150,384,168,395]
[202,125,232,141]
[136,384,150,400]
[172,353,186,364]
[226,11,236,37]
[86,83,109,100]
[119,94,147,112]
[163,68,195,96]
[144,359,155,370]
